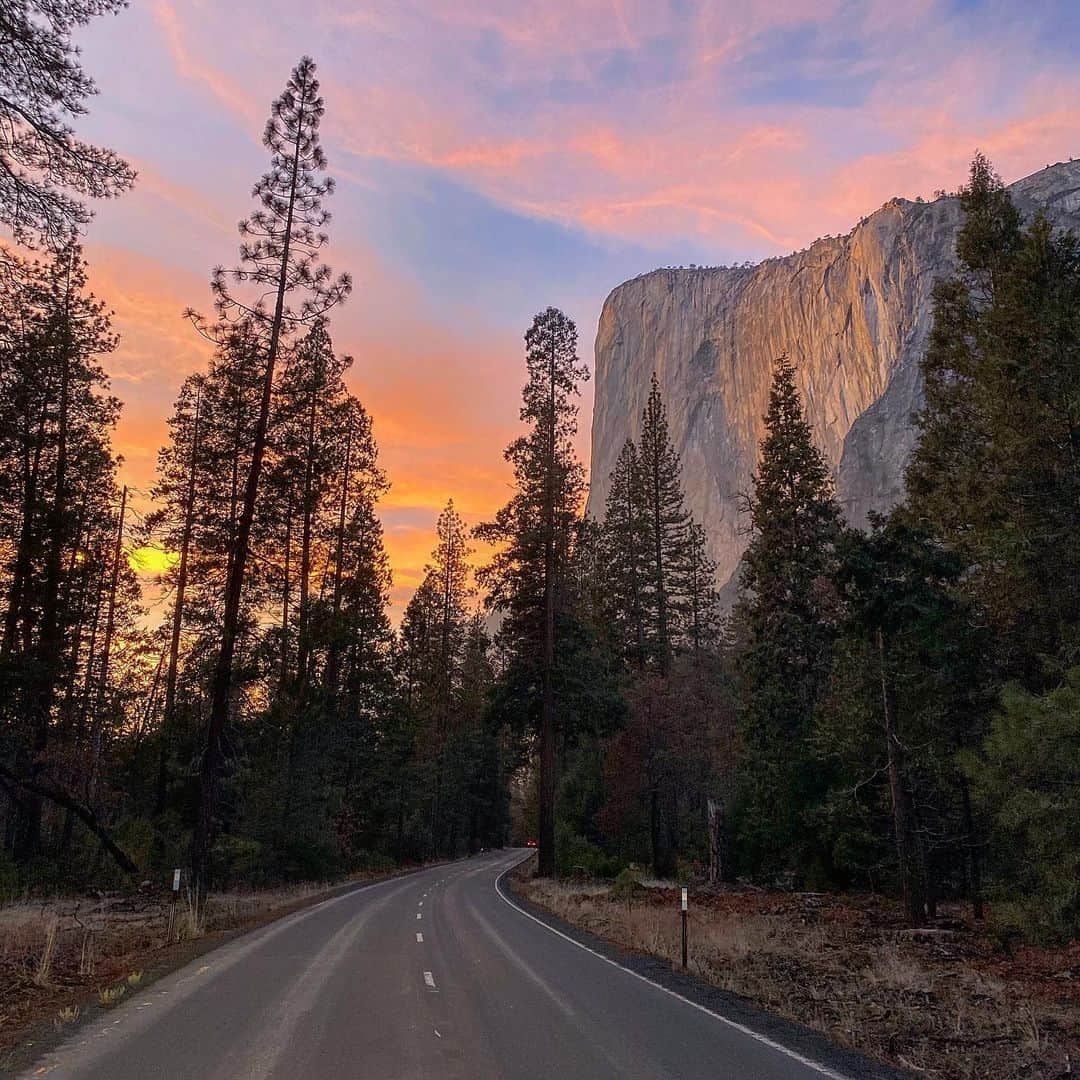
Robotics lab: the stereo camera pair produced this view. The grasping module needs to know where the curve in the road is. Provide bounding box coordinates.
[18,850,899,1080]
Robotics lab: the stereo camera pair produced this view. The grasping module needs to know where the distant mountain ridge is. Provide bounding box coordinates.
[586,159,1080,597]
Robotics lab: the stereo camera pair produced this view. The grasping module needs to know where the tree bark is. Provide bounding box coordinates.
[87,484,126,806]
[0,762,138,874]
[878,627,926,925]
[192,85,308,902]
[538,328,557,877]
[16,310,73,861]
[707,795,734,885]
[156,386,202,815]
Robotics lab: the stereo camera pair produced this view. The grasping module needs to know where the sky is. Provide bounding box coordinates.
[66,0,1080,619]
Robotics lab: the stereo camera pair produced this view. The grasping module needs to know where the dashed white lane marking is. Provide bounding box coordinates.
[417,913,422,920]
[493,857,850,1080]
[416,932,424,943]
[419,900,423,906]
[423,971,437,991]
[434,1029,442,1038]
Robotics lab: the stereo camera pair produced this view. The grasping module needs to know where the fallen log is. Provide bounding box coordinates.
[0,762,139,874]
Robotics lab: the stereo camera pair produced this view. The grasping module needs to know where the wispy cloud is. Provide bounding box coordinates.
[77,0,1080,617]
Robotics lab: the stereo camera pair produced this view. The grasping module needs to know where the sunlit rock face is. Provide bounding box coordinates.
[587,160,1080,598]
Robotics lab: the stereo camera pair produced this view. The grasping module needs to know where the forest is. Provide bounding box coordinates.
[2,6,1078,946]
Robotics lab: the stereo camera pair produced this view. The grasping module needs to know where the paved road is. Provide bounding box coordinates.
[26,850,863,1079]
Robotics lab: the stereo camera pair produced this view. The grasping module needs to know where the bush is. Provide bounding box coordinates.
[211,835,268,887]
[555,830,627,879]
[964,670,1080,942]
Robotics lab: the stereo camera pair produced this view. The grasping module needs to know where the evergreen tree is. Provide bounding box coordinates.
[637,375,691,672]
[476,307,588,876]
[681,521,721,662]
[0,0,135,246]
[188,57,350,897]
[907,153,1080,685]
[601,438,648,667]
[734,354,841,879]
[825,515,981,923]
[0,243,133,864]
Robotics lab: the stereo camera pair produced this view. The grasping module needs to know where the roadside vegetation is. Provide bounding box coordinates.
[518,873,1078,1080]
[0,867,425,1062]
[0,5,1076,1073]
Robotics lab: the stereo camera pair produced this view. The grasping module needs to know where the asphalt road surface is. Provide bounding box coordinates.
[25,850,872,1079]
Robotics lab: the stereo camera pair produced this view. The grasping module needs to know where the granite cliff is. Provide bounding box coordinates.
[587,160,1080,596]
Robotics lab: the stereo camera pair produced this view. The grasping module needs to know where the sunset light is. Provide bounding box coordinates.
[2,4,1077,1076]
[127,543,179,576]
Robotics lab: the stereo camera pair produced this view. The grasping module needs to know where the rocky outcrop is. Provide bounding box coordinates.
[587,160,1080,595]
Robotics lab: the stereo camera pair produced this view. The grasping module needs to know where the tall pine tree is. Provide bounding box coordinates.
[188,57,350,898]
[476,307,588,876]
[735,354,841,880]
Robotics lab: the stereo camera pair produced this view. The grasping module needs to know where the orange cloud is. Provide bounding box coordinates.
[151,0,262,130]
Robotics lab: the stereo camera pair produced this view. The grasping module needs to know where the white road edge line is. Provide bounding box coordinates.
[494,856,851,1080]
[417,932,424,943]
[423,971,437,991]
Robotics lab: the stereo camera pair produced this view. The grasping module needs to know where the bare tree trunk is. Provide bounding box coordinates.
[538,331,557,877]
[294,377,319,687]
[87,485,126,807]
[156,387,202,815]
[958,774,984,920]
[323,424,351,696]
[878,627,925,925]
[707,795,734,885]
[279,487,293,692]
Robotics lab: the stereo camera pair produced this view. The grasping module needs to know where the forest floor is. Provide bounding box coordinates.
[0,864,436,1067]
[516,872,1078,1080]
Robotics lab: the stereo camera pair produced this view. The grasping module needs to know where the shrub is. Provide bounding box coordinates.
[964,670,1080,942]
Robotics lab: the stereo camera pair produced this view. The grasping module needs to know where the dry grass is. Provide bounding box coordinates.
[519,876,1079,1080]
[0,870,408,1060]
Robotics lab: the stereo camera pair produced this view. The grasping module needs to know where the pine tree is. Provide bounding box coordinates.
[907,153,1080,686]
[637,374,691,672]
[0,0,135,246]
[601,438,648,667]
[415,499,471,856]
[149,375,203,816]
[735,354,841,878]
[681,520,721,662]
[0,243,129,863]
[476,307,588,876]
[189,57,351,898]
[828,515,976,923]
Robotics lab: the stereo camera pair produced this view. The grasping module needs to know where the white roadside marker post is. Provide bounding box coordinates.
[168,868,182,943]
[681,886,688,970]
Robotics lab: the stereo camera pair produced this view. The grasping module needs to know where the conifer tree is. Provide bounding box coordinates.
[421,499,471,855]
[907,153,1080,686]
[189,57,350,897]
[638,375,691,672]
[149,376,203,815]
[735,354,841,877]
[681,521,721,661]
[0,243,126,861]
[476,307,588,876]
[0,0,135,246]
[601,438,648,667]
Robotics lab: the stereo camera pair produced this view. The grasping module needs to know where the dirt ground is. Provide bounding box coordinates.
[0,867,428,1066]
[517,874,1078,1080]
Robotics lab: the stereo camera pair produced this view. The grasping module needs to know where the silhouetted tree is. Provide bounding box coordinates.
[188,56,350,899]
[0,0,135,246]
[476,307,588,876]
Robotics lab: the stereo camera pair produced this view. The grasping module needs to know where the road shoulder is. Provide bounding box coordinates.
[500,865,912,1080]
